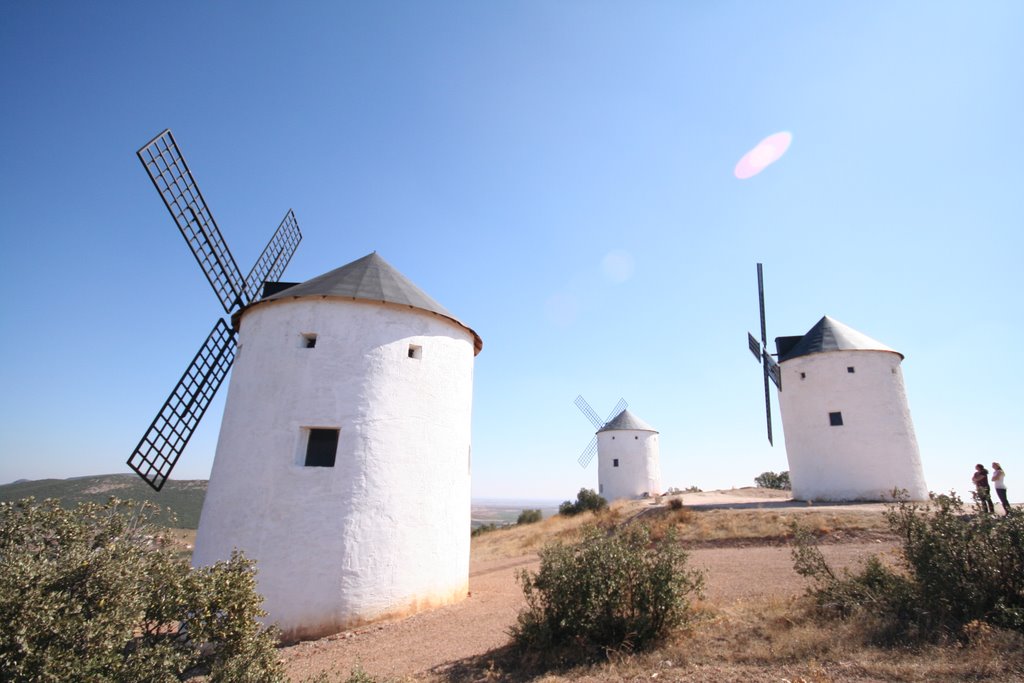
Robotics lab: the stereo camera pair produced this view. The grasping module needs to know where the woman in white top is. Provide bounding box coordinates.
[991,462,1010,515]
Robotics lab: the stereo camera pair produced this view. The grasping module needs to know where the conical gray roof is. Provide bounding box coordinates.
[598,409,658,433]
[777,316,900,362]
[246,252,482,354]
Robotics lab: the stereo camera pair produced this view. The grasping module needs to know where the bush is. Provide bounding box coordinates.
[755,470,791,490]
[668,497,684,510]
[792,492,1024,642]
[471,522,499,537]
[0,497,283,682]
[511,525,704,661]
[558,488,608,517]
[517,509,542,525]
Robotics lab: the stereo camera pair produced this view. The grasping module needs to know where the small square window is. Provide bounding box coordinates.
[304,428,339,467]
[800,372,806,380]
[634,435,638,440]
[408,344,422,359]
[829,412,844,426]
[613,458,619,467]
[301,333,317,349]
[847,366,855,373]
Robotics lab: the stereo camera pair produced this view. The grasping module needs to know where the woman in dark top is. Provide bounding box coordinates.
[972,463,995,514]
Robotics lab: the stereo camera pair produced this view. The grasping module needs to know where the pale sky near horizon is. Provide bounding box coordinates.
[1,2,1022,503]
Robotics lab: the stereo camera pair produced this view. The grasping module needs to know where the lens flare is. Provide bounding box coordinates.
[734,131,792,179]
[601,249,635,284]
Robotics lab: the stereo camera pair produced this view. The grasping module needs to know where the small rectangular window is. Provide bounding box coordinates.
[829,412,844,426]
[408,344,422,359]
[800,372,806,380]
[301,333,317,348]
[613,458,619,467]
[847,366,855,373]
[305,428,339,467]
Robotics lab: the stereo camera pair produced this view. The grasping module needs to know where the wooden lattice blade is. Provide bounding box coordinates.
[127,319,236,491]
[137,129,245,315]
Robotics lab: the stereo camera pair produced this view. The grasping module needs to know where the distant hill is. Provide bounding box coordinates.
[1,474,562,531]
[0,474,207,529]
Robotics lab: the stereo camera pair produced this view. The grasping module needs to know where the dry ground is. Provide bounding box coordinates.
[277,490,1024,682]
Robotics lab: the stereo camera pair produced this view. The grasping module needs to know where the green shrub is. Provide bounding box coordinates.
[792,492,1024,642]
[0,497,283,682]
[754,470,791,490]
[511,525,704,661]
[471,522,499,537]
[792,526,925,643]
[558,488,608,517]
[517,509,542,525]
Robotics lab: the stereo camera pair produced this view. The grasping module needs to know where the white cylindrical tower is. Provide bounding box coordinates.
[595,410,661,502]
[192,253,482,641]
[775,316,927,502]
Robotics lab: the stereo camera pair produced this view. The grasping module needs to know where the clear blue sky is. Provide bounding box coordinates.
[1,2,1021,503]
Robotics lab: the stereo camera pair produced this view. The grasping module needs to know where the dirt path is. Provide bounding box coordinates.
[281,539,897,681]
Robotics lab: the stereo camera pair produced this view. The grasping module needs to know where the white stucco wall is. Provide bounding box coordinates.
[777,349,927,501]
[596,430,661,502]
[192,297,476,641]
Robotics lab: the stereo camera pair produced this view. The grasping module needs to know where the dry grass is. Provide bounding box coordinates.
[452,498,1024,683]
[649,506,891,544]
[471,499,893,563]
[470,505,626,562]
[438,597,1024,682]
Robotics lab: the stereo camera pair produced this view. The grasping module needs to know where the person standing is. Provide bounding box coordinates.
[972,464,995,513]
[991,462,1011,515]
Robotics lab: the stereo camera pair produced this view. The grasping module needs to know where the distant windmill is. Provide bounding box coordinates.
[575,396,662,501]
[745,263,928,501]
[127,129,302,491]
[747,263,781,446]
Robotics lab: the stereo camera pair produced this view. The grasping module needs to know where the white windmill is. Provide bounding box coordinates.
[747,264,927,501]
[575,396,662,502]
[127,131,482,641]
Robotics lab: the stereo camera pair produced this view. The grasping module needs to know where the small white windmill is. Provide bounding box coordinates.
[575,396,662,501]
[746,263,927,501]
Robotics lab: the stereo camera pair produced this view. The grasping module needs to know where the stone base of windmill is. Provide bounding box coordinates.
[275,582,470,643]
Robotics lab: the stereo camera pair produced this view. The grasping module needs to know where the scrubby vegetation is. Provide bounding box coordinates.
[754,470,791,490]
[793,492,1024,643]
[511,525,704,663]
[557,488,608,517]
[0,497,282,682]
[471,522,500,536]
[516,508,542,525]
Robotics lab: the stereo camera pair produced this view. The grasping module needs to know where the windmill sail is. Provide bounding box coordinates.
[137,129,246,314]
[243,209,303,304]
[127,319,236,491]
[578,437,598,468]
[605,398,627,423]
[574,395,603,429]
[574,395,628,468]
[748,263,775,446]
